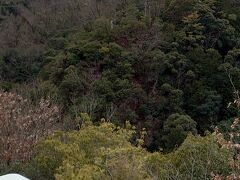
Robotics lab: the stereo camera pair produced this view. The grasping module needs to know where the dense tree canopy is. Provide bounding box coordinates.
[25,119,233,180]
[1,0,240,178]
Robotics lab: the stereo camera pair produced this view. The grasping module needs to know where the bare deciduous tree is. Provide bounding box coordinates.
[0,91,61,165]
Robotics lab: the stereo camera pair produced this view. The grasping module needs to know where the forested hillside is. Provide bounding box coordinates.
[0,0,240,179]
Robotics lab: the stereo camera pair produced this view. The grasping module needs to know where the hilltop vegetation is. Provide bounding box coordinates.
[0,0,240,179]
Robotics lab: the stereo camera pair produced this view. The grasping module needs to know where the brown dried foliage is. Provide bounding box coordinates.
[0,91,61,165]
[213,93,240,180]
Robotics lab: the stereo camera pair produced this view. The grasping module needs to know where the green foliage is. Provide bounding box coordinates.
[163,0,198,23]
[146,134,232,180]
[92,18,112,40]
[162,113,197,150]
[27,121,232,180]
[1,0,240,153]
[0,48,44,83]
[59,65,87,102]
[28,121,135,180]
[13,80,59,105]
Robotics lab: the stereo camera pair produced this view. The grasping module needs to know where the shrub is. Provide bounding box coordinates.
[162,113,197,150]
[146,134,232,180]
[28,120,135,180]
[28,117,233,180]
